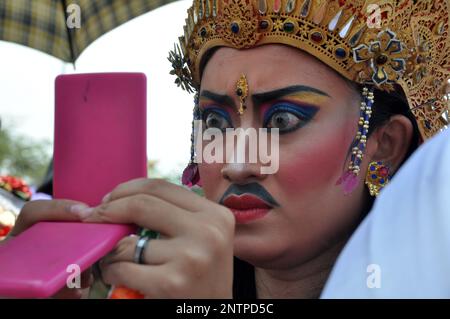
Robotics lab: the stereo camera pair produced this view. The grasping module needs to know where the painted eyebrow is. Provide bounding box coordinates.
[252,85,330,108]
[199,90,236,109]
[199,85,330,111]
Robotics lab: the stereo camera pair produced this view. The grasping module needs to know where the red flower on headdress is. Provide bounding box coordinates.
[0,175,32,201]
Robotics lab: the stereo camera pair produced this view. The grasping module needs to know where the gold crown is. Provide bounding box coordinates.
[170,0,450,140]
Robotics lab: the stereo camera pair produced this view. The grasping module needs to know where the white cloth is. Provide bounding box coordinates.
[321,129,450,298]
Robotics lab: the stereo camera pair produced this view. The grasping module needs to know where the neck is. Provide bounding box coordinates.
[255,240,346,299]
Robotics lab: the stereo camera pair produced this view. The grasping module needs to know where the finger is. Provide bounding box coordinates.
[81,194,194,236]
[100,262,179,298]
[10,199,88,236]
[102,236,174,265]
[80,268,94,289]
[103,178,213,212]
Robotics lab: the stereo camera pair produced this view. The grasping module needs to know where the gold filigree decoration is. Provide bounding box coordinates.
[353,29,408,91]
[171,0,450,141]
[235,74,249,115]
[217,0,261,49]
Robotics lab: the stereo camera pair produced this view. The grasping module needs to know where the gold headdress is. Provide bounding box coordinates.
[169,0,450,141]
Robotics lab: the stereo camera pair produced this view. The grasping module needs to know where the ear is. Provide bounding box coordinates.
[365,115,414,172]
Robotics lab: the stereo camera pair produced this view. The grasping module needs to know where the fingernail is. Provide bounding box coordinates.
[102,193,111,204]
[70,204,94,219]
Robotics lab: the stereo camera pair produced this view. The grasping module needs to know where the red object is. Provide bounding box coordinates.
[0,175,32,200]
[273,0,281,12]
[311,32,324,43]
[0,225,12,237]
[222,194,272,224]
[378,167,389,177]
[109,286,144,299]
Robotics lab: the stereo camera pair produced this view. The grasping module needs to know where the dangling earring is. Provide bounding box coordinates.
[182,93,201,188]
[182,162,200,187]
[336,87,374,195]
[365,161,391,196]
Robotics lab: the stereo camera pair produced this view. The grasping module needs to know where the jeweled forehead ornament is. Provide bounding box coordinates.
[236,74,249,115]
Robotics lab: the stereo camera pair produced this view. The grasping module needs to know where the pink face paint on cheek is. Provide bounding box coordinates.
[198,162,226,200]
[275,121,355,196]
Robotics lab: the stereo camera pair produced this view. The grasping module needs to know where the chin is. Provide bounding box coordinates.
[233,230,296,269]
[233,225,333,270]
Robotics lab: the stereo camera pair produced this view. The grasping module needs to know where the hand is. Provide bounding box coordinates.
[4,200,94,299]
[74,178,235,298]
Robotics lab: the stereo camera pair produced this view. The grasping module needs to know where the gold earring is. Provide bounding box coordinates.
[236,74,248,116]
[365,161,391,196]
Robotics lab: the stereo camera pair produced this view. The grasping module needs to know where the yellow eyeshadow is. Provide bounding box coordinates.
[282,92,329,105]
[198,97,213,104]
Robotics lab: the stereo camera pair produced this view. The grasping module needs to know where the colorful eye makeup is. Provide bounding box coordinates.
[199,85,327,134]
[201,107,233,130]
[262,102,319,134]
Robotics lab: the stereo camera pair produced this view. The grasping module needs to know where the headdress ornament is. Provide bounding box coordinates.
[170,0,450,140]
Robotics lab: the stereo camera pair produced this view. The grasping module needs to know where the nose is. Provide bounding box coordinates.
[221,162,266,184]
[219,121,271,184]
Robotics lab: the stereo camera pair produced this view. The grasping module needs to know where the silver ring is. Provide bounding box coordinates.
[134,236,150,264]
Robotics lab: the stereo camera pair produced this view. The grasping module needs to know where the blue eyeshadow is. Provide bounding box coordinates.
[201,106,233,125]
[262,102,319,127]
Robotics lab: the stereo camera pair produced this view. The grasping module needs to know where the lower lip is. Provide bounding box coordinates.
[230,208,270,224]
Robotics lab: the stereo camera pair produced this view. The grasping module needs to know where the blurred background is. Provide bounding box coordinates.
[0,0,193,189]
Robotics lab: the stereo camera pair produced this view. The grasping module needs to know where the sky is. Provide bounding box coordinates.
[0,0,193,176]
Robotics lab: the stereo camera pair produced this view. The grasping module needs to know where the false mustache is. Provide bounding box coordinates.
[219,182,280,207]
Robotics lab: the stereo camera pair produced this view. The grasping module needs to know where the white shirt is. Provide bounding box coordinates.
[321,129,450,298]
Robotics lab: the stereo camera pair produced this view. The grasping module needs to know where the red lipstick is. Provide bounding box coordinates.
[222,194,272,224]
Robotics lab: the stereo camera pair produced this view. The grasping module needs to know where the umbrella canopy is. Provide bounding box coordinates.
[0,0,177,63]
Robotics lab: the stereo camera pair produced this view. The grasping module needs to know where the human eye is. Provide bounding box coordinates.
[263,102,318,134]
[201,107,232,130]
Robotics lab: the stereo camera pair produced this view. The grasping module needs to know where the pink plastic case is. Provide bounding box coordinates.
[0,73,147,298]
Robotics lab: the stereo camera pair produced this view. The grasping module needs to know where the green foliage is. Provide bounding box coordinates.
[147,160,181,185]
[0,124,51,186]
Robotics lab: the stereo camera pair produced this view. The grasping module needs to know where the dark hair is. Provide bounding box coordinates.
[200,47,421,298]
[359,83,420,161]
[354,83,420,218]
